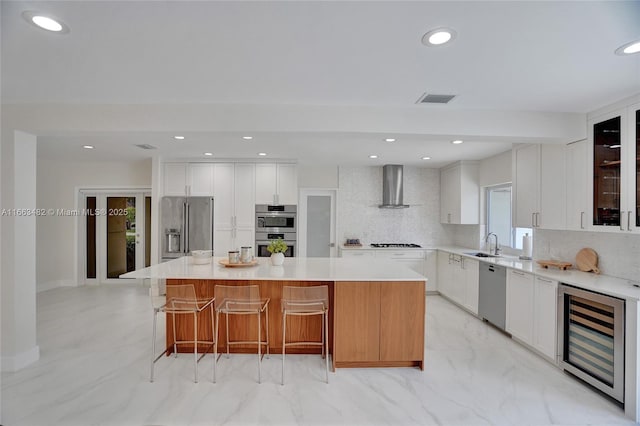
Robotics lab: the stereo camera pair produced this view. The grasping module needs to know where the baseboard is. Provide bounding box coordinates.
[1,345,40,372]
[37,280,76,293]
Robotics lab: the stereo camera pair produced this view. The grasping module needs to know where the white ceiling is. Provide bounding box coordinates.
[2,0,639,165]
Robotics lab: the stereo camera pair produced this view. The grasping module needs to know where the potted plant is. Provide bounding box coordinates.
[267,238,288,266]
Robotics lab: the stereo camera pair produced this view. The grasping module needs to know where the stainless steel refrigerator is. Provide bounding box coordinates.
[161,196,214,260]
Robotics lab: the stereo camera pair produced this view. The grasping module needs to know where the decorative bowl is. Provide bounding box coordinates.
[191,250,213,264]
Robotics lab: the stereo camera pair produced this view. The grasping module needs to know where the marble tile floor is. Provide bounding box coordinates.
[1,284,634,426]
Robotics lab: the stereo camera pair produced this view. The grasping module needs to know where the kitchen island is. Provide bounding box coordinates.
[123,256,426,370]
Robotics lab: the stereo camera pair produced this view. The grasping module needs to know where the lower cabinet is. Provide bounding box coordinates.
[506,270,535,343]
[461,258,479,315]
[333,281,425,368]
[424,249,438,293]
[506,269,558,361]
[532,276,558,360]
[375,250,425,276]
[437,251,479,314]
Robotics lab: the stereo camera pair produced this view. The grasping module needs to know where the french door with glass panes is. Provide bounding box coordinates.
[82,191,151,284]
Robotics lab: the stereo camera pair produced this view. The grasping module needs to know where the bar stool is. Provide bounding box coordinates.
[150,284,215,383]
[281,285,329,385]
[214,285,270,383]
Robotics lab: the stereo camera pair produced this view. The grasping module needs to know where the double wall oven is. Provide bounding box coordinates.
[255,204,296,257]
[557,284,625,404]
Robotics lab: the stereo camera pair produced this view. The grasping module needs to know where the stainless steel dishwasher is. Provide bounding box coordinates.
[478,263,507,330]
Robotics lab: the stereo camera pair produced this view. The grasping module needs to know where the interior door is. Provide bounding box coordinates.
[299,190,336,257]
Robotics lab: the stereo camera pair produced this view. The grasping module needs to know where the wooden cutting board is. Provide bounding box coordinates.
[576,248,600,274]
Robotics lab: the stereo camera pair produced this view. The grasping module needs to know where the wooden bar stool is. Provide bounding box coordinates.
[281,285,329,385]
[150,284,215,383]
[214,285,270,383]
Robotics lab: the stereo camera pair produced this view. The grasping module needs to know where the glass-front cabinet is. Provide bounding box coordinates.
[588,104,639,232]
[592,116,621,227]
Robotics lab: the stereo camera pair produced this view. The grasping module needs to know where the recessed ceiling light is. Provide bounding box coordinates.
[451,140,464,145]
[83,145,94,149]
[421,156,431,160]
[258,152,267,156]
[422,28,456,46]
[173,136,185,140]
[22,11,69,34]
[242,136,253,140]
[204,152,213,156]
[615,39,640,55]
[369,155,378,159]
[385,138,396,142]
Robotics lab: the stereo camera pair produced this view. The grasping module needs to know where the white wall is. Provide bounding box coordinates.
[36,158,152,291]
[337,166,449,247]
[479,149,512,187]
[298,165,338,188]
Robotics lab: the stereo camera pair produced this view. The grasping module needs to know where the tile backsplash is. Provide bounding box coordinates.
[337,166,449,247]
[534,229,640,282]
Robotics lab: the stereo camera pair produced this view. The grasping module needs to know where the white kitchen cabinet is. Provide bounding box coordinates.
[462,257,479,315]
[163,162,214,196]
[213,163,256,254]
[375,250,425,277]
[163,163,188,196]
[513,144,566,229]
[424,249,437,293]
[533,275,558,361]
[339,249,375,258]
[188,163,214,196]
[565,139,589,230]
[440,161,479,225]
[437,251,453,297]
[506,269,534,344]
[587,104,640,233]
[437,251,478,314]
[255,163,298,205]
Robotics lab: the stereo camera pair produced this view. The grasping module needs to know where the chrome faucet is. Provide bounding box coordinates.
[485,233,500,255]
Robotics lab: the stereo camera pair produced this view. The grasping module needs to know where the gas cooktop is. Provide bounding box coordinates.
[370,243,422,248]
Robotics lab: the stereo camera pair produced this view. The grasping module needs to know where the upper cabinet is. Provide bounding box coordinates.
[587,104,639,232]
[255,163,298,205]
[163,163,188,196]
[440,161,479,225]
[565,139,589,230]
[513,144,565,230]
[212,163,256,254]
[162,163,214,196]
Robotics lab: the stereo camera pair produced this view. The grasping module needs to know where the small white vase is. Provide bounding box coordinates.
[270,252,285,266]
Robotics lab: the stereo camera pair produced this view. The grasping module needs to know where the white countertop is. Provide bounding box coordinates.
[121,256,427,282]
[340,245,433,251]
[438,245,640,301]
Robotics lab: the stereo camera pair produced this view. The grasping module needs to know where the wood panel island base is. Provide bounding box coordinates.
[123,257,426,371]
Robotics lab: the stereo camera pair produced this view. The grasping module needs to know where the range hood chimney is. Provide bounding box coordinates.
[379,164,410,209]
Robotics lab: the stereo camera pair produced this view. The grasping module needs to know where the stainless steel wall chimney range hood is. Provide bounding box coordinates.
[379,164,409,209]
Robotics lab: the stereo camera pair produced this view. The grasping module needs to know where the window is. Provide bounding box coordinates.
[486,184,532,250]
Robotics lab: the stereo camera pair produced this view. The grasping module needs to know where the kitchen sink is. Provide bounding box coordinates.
[464,252,501,258]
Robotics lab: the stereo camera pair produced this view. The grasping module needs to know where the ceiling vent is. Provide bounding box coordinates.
[135,144,157,150]
[416,93,456,104]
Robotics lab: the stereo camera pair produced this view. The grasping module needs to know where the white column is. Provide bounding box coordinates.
[1,130,39,372]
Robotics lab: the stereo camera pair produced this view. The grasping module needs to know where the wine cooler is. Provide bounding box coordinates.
[557,284,625,404]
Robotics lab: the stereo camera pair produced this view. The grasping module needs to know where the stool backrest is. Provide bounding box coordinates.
[282,285,328,310]
[165,284,198,311]
[214,285,261,311]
